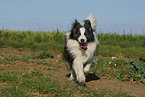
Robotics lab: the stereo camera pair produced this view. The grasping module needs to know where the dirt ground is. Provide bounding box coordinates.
[0,47,145,97]
[46,69,145,97]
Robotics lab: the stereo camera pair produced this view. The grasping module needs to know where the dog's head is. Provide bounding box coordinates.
[70,19,94,50]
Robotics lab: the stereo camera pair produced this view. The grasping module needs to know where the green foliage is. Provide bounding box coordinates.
[117,58,145,84]
[35,51,54,59]
[127,58,145,84]
[97,32,145,48]
[0,30,145,52]
[37,60,53,67]
[92,57,128,77]
[0,30,65,51]
[93,57,145,84]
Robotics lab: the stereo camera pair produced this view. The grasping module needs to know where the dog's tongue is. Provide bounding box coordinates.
[81,46,87,50]
[80,43,87,50]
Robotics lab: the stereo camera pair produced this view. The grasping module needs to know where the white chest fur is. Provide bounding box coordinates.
[67,39,97,64]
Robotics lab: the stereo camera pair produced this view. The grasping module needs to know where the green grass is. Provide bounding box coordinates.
[35,51,54,59]
[98,45,145,58]
[97,32,145,48]
[0,29,145,96]
[0,30,65,51]
[1,29,145,51]
[91,56,145,84]
[0,69,132,97]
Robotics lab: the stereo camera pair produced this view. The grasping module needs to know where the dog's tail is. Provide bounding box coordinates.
[86,13,97,32]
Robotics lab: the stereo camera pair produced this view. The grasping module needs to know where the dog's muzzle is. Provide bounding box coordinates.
[80,42,87,50]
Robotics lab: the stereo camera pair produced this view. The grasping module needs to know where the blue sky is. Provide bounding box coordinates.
[0,0,145,34]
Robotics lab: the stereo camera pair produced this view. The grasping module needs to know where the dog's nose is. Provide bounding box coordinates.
[81,39,85,42]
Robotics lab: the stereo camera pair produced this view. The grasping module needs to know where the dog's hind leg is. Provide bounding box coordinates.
[68,70,75,80]
[84,64,92,74]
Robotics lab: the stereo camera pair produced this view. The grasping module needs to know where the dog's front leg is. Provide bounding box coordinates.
[73,58,85,85]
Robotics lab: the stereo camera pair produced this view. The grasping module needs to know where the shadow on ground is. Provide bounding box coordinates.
[86,73,100,82]
[66,73,100,82]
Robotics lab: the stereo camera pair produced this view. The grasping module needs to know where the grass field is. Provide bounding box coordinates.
[0,30,145,96]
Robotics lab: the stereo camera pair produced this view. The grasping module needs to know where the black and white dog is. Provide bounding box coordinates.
[63,13,99,85]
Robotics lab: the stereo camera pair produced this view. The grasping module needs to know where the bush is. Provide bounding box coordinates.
[117,58,145,84]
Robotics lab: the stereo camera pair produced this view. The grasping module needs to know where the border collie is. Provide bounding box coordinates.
[63,13,99,85]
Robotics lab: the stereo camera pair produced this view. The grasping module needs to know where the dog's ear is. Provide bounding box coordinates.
[71,19,81,34]
[84,20,93,32]
[70,19,82,39]
[72,19,81,30]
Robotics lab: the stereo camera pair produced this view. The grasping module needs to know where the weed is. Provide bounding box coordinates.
[0,68,5,71]
[92,57,127,77]
[93,56,145,84]
[35,51,54,59]
[37,60,52,67]
[20,56,32,62]
[116,58,145,84]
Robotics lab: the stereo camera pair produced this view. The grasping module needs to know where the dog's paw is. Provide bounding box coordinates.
[68,77,74,81]
[78,81,86,86]
[84,70,89,74]
[68,74,74,81]
[84,64,91,74]
[77,74,86,85]
[84,67,89,73]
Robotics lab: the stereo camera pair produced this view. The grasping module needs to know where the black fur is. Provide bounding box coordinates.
[63,19,95,69]
[63,46,74,69]
[84,20,94,42]
[70,19,82,40]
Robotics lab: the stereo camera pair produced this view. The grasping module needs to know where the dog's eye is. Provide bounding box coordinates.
[76,31,81,35]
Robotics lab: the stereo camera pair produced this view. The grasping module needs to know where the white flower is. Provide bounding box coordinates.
[114,64,117,66]
[109,62,111,64]
[112,57,116,60]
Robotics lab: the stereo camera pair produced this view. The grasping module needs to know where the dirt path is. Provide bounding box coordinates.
[45,67,145,97]
[87,79,145,97]
[1,47,145,97]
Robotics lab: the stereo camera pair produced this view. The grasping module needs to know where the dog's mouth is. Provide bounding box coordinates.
[80,43,87,50]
